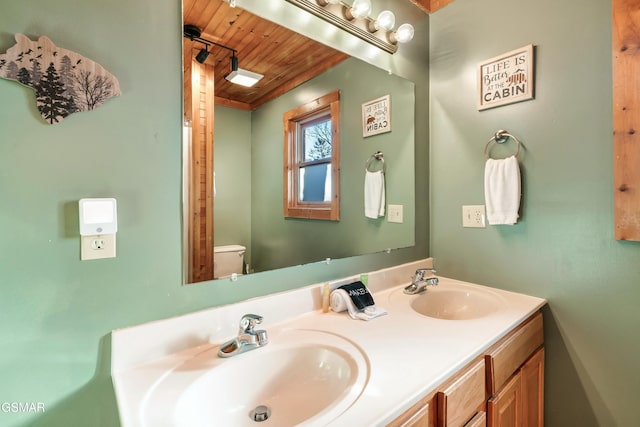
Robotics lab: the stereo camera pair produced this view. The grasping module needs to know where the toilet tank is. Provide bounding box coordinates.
[213,245,246,279]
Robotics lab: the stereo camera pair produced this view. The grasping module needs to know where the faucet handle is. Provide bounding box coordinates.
[414,267,436,282]
[239,313,263,333]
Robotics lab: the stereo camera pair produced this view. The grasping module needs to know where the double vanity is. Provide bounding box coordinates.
[111,259,546,427]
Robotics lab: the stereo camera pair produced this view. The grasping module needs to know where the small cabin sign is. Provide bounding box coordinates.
[362,95,391,137]
[478,44,534,111]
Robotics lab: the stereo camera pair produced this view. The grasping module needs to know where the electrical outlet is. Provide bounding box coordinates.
[388,204,403,223]
[81,234,116,260]
[462,205,486,228]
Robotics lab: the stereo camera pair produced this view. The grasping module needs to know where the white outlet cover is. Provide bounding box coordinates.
[388,204,403,223]
[462,205,486,228]
[81,234,116,260]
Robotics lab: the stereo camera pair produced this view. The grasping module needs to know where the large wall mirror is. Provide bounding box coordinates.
[182,0,416,284]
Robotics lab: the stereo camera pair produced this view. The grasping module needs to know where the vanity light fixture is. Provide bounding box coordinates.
[285,0,414,54]
[346,0,371,19]
[183,24,262,86]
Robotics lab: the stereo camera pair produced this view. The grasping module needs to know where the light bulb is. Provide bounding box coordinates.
[375,10,395,31]
[349,0,371,19]
[394,23,414,43]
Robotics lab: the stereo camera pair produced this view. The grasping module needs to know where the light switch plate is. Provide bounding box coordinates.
[388,204,403,223]
[81,234,116,260]
[462,205,486,228]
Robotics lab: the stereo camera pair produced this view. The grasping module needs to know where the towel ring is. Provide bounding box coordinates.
[365,151,385,172]
[484,129,521,159]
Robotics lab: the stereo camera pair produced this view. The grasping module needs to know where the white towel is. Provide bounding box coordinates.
[330,289,387,321]
[364,170,385,219]
[484,155,521,225]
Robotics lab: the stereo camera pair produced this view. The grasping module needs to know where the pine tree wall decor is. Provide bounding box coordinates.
[0,34,121,124]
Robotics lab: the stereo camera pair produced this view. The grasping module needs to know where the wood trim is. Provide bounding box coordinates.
[613,0,640,240]
[185,48,215,283]
[409,0,455,13]
[190,56,202,283]
[485,312,543,395]
[283,90,341,221]
[214,96,252,111]
[184,41,194,284]
[204,63,215,280]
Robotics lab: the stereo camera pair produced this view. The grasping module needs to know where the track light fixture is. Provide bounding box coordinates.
[183,24,263,86]
[195,46,209,64]
[225,52,264,87]
[285,0,414,54]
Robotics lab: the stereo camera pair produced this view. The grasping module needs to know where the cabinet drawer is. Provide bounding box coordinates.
[485,312,543,395]
[387,395,433,427]
[437,358,486,427]
[464,411,486,427]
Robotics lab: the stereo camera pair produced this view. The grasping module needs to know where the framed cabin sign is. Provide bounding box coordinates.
[478,44,534,111]
[362,95,391,137]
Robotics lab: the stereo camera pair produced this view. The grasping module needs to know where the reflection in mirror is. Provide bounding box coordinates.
[183,0,415,284]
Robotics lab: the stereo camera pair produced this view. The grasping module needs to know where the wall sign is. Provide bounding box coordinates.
[478,44,534,111]
[0,34,121,124]
[362,95,391,137]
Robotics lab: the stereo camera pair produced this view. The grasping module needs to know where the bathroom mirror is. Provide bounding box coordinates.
[183,0,415,284]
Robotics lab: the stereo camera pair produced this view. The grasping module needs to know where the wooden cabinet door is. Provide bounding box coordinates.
[487,372,521,427]
[521,348,544,427]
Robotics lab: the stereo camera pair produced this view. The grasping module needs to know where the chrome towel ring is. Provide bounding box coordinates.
[365,151,385,172]
[484,129,521,159]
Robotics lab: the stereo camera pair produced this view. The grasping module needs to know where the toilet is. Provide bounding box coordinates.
[213,245,246,279]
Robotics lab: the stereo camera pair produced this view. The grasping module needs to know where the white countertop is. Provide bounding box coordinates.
[111,260,546,427]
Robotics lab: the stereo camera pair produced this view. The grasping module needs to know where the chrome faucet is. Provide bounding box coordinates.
[403,268,439,295]
[218,314,268,358]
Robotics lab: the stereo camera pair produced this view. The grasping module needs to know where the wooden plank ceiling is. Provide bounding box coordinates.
[183,0,350,110]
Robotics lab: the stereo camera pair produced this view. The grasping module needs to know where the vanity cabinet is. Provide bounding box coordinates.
[387,312,543,427]
[465,411,487,427]
[387,394,435,427]
[436,358,486,427]
[485,312,544,427]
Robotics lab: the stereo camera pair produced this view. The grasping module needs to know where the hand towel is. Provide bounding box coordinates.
[364,170,385,219]
[330,289,387,321]
[338,281,374,310]
[484,155,521,225]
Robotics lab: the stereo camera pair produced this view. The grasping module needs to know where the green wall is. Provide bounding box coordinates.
[0,1,428,426]
[430,0,639,426]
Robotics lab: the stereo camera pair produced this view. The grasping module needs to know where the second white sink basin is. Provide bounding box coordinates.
[410,287,506,320]
[139,329,369,427]
[390,281,508,320]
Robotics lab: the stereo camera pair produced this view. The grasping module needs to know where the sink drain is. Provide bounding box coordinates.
[250,405,271,422]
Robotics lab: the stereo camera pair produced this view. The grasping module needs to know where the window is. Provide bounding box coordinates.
[283,90,340,220]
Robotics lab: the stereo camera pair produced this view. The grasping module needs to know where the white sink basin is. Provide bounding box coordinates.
[391,282,508,320]
[139,329,369,427]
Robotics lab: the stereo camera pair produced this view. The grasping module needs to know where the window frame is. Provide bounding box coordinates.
[283,90,340,220]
